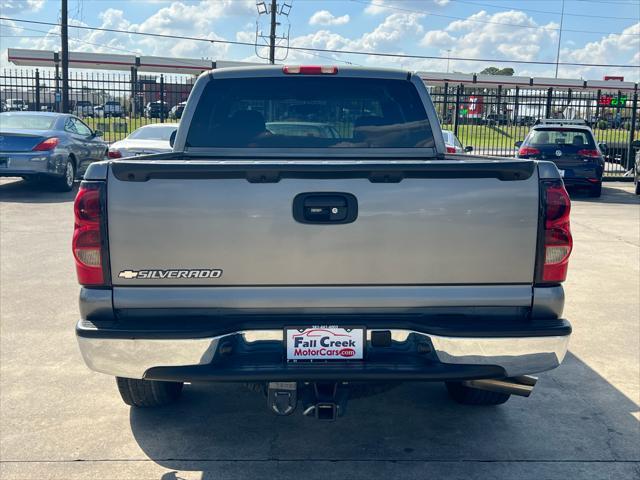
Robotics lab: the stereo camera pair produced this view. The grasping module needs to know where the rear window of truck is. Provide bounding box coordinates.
[186,77,434,149]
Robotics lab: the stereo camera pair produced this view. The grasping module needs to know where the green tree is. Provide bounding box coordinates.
[480,67,515,76]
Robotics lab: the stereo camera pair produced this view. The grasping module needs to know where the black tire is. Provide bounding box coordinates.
[635,180,640,195]
[445,381,511,406]
[116,377,184,407]
[54,158,75,192]
[589,181,602,198]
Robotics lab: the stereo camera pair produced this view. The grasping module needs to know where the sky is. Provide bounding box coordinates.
[0,0,639,81]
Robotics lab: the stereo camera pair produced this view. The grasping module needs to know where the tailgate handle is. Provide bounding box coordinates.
[293,193,358,224]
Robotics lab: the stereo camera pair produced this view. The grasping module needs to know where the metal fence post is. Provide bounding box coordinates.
[454,84,462,135]
[594,89,601,125]
[514,86,519,124]
[626,90,638,171]
[545,87,553,118]
[54,54,61,113]
[496,84,502,118]
[159,74,165,123]
[34,69,40,111]
[442,81,449,125]
[130,67,137,118]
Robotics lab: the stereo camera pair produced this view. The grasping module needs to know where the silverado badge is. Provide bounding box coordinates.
[118,269,222,279]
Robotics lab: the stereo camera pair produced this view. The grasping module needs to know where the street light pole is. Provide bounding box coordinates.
[61,0,69,112]
[554,0,565,79]
[446,49,451,73]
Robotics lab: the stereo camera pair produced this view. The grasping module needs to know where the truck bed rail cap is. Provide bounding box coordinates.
[109,159,535,183]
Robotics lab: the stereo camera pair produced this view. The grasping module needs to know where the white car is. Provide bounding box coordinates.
[73,100,94,117]
[108,123,178,158]
[442,129,473,154]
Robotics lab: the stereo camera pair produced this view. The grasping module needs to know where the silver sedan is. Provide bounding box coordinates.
[108,123,178,159]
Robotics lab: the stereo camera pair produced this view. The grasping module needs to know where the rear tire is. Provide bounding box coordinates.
[635,179,640,195]
[445,381,511,406]
[54,159,75,192]
[116,377,184,407]
[589,181,602,198]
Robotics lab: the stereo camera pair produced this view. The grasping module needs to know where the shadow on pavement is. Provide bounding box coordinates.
[0,177,77,204]
[128,352,639,478]
[568,184,639,205]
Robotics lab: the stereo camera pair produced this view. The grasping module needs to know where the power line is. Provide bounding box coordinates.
[449,0,640,20]
[1,21,359,67]
[2,16,639,69]
[351,0,640,36]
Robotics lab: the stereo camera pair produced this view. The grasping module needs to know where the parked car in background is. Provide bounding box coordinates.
[0,112,107,191]
[94,101,123,118]
[107,123,178,158]
[73,100,94,117]
[515,115,536,126]
[5,99,28,111]
[169,101,187,120]
[144,101,169,119]
[515,119,604,197]
[442,129,473,153]
[484,113,508,126]
[266,121,340,139]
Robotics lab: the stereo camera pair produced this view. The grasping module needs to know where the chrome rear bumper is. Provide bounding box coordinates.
[76,326,570,380]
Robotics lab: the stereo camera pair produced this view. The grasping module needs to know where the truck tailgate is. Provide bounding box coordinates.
[107,160,539,287]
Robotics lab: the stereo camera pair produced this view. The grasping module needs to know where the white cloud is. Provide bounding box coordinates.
[420,30,455,48]
[417,10,559,73]
[16,1,258,63]
[364,0,449,15]
[0,0,44,14]
[309,10,350,26]
[559,22,640,80]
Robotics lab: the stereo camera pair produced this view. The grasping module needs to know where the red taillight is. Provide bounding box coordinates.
[518,146,540,156]
[577,149,600,158]
[446,145,456,154]
[73,182,107,286]
[538,180,572,283]
[32,137,59,151]
[108,149,122,159]
[282,65,338,75]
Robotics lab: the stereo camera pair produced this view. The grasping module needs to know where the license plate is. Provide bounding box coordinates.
[285,326,365,361]
[558,169,565,177]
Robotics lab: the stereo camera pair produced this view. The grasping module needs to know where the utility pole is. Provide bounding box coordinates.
[554,0,565,79]
[61,0,70,112]
[446,49,451,73]
[268,0,277,64]
[255,0,291,63]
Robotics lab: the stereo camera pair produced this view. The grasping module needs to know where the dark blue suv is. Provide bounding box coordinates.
[516,119,605,197]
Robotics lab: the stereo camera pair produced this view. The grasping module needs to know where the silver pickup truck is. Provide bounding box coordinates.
[74,66,573,419]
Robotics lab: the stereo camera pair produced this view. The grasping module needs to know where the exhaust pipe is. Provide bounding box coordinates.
[462,375,538,397]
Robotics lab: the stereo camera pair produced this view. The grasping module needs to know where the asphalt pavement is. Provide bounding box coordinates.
[0,177,638,480]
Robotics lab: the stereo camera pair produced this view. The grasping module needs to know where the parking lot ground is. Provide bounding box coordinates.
[1,178,638,480]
